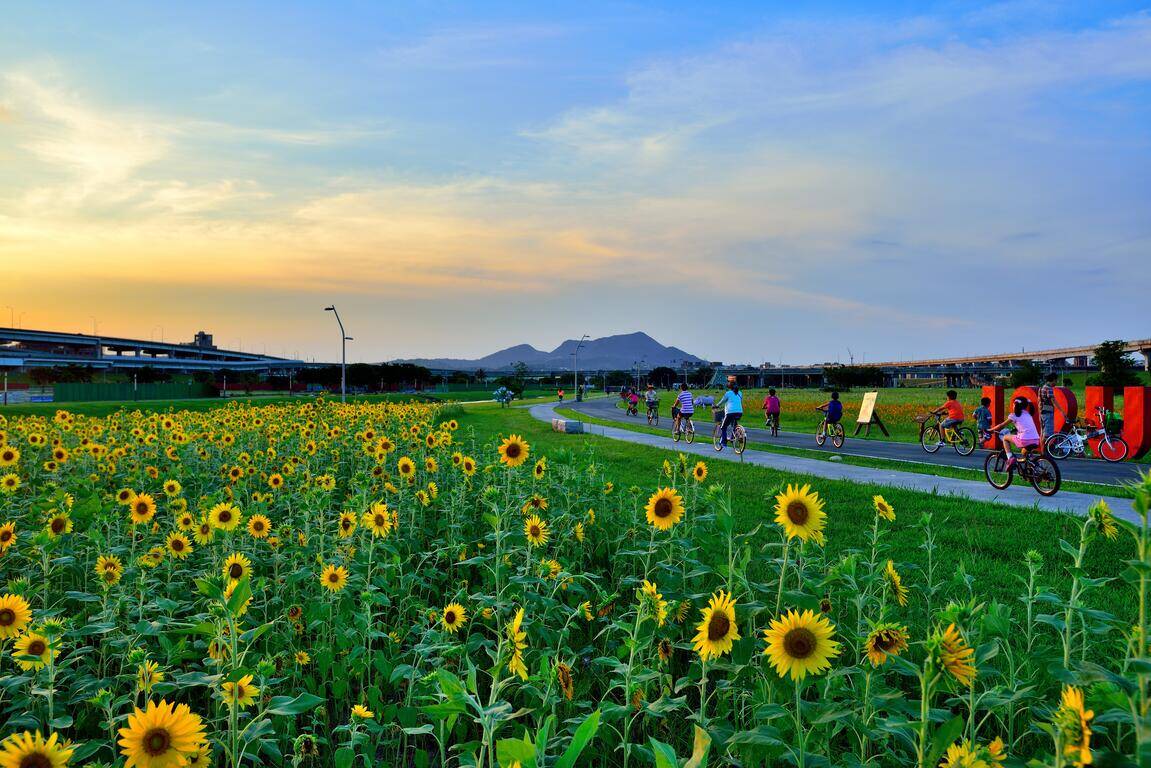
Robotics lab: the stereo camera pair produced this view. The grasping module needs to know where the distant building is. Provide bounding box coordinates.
[190,331,216,350]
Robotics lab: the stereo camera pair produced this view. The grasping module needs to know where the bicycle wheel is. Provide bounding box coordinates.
[672,423,681,442]
[830,423,844,448]
[1045,434,1072,460]
[953,427,977,456]
[1098,436,1129,463]
[920,426,942,453]
[815,423,826,446]
[733,427,747,455]
[1029,457,1062,496]
[984,452,1013,490]
[712,424,724,452]
[685,420,695,444]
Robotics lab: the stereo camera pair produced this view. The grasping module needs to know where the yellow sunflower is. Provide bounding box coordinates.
[521,494,549,515]
[873,495,895,522]
[165,533,192,560]
[129,493,157,525]
[0,521,15,552]
[337,511,357,538]
[441,602,468,633]
[13,632,56,671]
[864,623,909,667]
[0,445,19,466]
[773,484,825,542]
[96,555,124,586]
[0,473,21,493]
[1055,685,1093,767]
[351,704,374,719]
[295,650,310,666]
[884,560,909,607]
[555,661,574,700]
[1089,500,1118,541]
[533,457,547,479]
[221,674,260,708]
[692,590,740,661]
[320,564,349,592]
[692,461,708,482]
[0,593,32,639]
[137,660,163,693]
[507,607,529,680]
[762,608,840,681]
[118,699,206,768]
[498,434,530,468]
[193,520,214,545]
[162,480,182,497]
[222,552,252,582]
[523,515,549,548]
[640,580,669,627]
[208,502,242,531]
[461,457,477,477]
[185,744,213,768]
[397,456,416,479]
[931,623,977,688]
[363,503,392,537]
[45,512,72,538]
[0,731,73,768]
[645,487,685,531]
[247,514,271,539]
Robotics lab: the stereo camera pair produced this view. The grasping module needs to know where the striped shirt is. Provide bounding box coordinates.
[676,391,694,414]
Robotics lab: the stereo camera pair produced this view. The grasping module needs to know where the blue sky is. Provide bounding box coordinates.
[2,1,1149,364]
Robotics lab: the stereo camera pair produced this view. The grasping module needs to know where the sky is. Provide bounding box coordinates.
[2,1,1149,365]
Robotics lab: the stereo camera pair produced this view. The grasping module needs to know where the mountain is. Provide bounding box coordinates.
[395,332,706,372]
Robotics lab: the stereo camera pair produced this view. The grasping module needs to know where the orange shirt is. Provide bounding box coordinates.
[944,400,965,420]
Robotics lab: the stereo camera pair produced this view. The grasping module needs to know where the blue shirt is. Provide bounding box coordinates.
[717,390,743,415]
[826,400,843,423]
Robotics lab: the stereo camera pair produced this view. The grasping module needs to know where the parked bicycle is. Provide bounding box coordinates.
[672,414,695,443]
[814,409,845,448]
[1045,408,1129,462]
[983,433,1061,496]
[712,409,746,454]
[917,412,977,456]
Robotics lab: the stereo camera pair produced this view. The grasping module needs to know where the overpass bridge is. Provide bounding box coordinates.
[0,327,313,373]
[869,339,1151,370]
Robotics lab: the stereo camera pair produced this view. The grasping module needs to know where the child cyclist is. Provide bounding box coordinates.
[672,383,694,435]
[973,396,993,443]
[989,396,1041,469]
[762,388,781,436]
[714,378,744,447]
[817,391,843,428]
[932,389,965,435]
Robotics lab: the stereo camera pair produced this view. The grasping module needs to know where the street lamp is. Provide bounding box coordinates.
[324,306,348,402]
[573,334,589,400]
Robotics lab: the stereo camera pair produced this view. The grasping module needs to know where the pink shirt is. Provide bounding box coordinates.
[1008,411,1039,443]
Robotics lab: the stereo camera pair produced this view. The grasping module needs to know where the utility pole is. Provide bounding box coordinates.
[573,334,588,401]
[324,305,349,402]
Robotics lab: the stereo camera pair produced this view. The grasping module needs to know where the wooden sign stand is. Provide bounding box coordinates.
[853,391,891,437]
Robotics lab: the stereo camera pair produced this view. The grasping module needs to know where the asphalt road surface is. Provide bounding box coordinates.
[563,397,1144,487]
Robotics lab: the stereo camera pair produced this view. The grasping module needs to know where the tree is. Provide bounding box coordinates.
[1007,360,1044,389]
[1088,340,1140,387]
[512,362,529,390]
[648,366,678,388]
[824,365,884,391]
[135,366,171,384]
[474,368,487,383]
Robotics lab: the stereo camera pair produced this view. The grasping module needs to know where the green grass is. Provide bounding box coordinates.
[461,401,1136,625]
[555,405,1138,499]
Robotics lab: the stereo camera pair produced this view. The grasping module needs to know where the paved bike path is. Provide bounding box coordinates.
[565,397,1143,486]
[530,402,1134,524]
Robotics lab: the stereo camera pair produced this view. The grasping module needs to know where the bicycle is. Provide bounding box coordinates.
[918,413,977,456]
[672,413,696,443]
[764,412,780,437]
[625,402,638,417]
[1046,409,1128,462]
[712,410,746,454]
[646,401,659,426]
[814,409,845,448]
[983,434,1061,496]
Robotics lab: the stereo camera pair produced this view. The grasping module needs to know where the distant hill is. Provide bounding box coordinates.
[395,332,706,371]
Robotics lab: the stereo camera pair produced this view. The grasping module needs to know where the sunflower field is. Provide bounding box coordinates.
[1,398,1150,768]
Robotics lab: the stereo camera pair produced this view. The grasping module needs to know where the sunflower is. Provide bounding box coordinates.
[507,607,529,680]
[523,515,549,548]
[118,699,206,768]
[864,623,908,667]
[247,514,271,539]
[939,740,992,768]
[185,744,213,768]
[644,487,685,531]
[208,502,242,531]
[96,555,124,586]
[762,608,840,681]
[221,674,260,708]
[163,480,182,497]
[175,512,196,531]
[773,484,825,542]
[222,552,252,582]
[137,660,163,693]
[931,623,977,688]
[0,593,32,639]
[884,560,909,607]
[1055,685,1093,767]
[13,631,56,671]
[533,458,547,479]
[268,473,284,490]
[116,487,136,505]
[640,580,669,627]
[165,533,192,559]
[0,522,15,552]
[0,473,20,493]
[873,495,895,522]
[555,661,574,701]
[0,445,19,466]
[657,638,674,664]
[498,434,530,468]
[130,493,157,525]
[193,520,214,545]
[294,650,311,666]
[337,512,357,538]
[1089,500,1118,541]
[692,461,708,482]
[521,494,548,515]
[581,601,593,621]
[223,583,250,616]
[692,590,740,661]
[461,457,477,477]
[320,564,348,593]
[0,731,73,768]
[397,456,416,479]
[45,511,72,538]
[363,503,392,537]
[442,602,468,633]
[351,704,374,719]
[574,522,585,543]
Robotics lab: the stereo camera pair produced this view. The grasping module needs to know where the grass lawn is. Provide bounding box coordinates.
[461,401,1137,626]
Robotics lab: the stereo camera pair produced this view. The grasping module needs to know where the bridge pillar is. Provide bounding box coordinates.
[1143,349,1150,371]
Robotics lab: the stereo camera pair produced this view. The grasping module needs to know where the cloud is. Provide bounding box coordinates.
[371,24,567,71]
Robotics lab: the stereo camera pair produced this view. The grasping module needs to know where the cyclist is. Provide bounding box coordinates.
[714,379,743,447]
[762,388,781,436]
[989,396,1040,470]
[817,391,843,430]
[673,382,694,435]
[973,396,993,443]
[557,388,564,403]
[644,384,659,420]
[931,390,965,438]
[626,390,639,416]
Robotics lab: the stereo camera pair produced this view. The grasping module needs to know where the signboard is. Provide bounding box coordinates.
[857,391,878,424]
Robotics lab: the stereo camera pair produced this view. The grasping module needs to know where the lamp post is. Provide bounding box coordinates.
[573,334,588,401]
[324,306,348,402]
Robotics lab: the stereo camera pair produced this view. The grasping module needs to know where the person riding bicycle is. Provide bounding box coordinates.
[762,388,781,436]
[931,390,966,438]
[714,379,743,447]
[644,384,659,417]
[989,396,1040,470]
[673,383,694,434]
[627,390,639,415]
[973,396,993,443]
[817,391,843,427]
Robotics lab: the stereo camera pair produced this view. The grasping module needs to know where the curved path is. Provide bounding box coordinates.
[529,401,1136,524]
[564,396,1143,486]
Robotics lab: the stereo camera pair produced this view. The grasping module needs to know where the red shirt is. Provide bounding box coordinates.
[943,400,964,420]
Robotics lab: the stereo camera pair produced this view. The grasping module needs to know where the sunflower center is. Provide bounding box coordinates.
[0,609,14,626]
[143,727,172,756]
[505,443,521,459]
[786,501,809,525]
[27,639,46,656]
[0,531,10,543]
[653,498,673,518]
[445,610,457,624]
[173,540,184,551]
[530,525,540,538]
[783,627,817,659]
[254,522,264,531]
[374,515,386,526]
[328,573,338,583]
[19,752,53,768]
[136,503,148,516]
[228,564,243,579]
[218,510,232,523]
[51,518,66,533]
[873,632,897,652]
[707,612,731,641]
